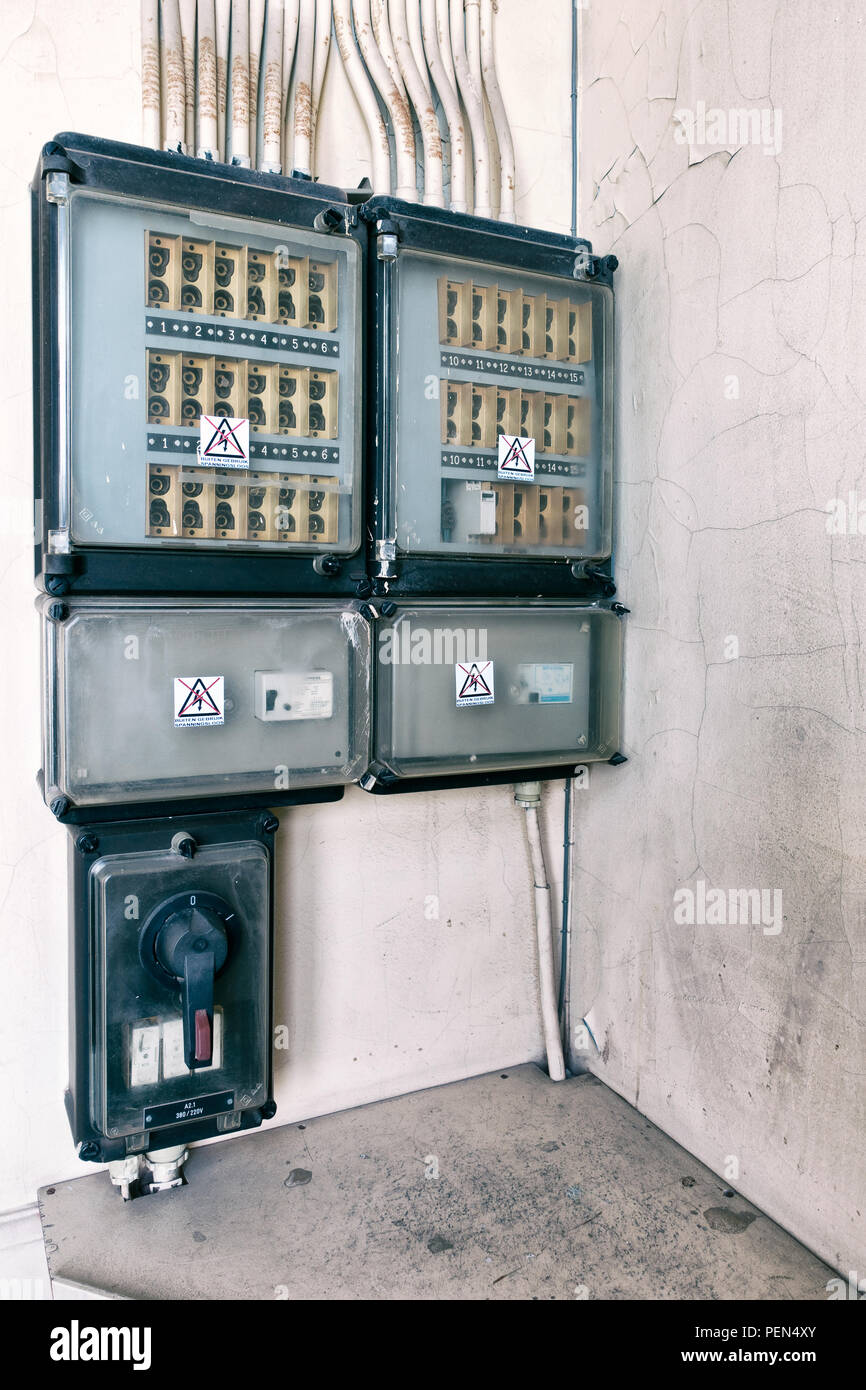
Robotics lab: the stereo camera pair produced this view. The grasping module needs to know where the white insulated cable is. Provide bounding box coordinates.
[333,0,391,191]
[435,0,455,89]
[141,0,161,148]
[292,0,316,175]
[406,0,431,102]
[281,0,301,172]
[480,0,514,220]
[517,789,567,1083]
[179,0,197,152]
[355,0,416,199]
[450,0,489,216]
[391,0,443,205]
[421,0,465,212]
[311,0,333,170]
[215,0,231,160]
[197,0,218,158]
[261,0,285,170]
[249,0,267,165]
[161,0,186,151]
[371,0,405,99]
[230,0,251,163]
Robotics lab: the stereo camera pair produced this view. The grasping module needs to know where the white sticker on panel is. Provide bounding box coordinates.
[254,671,334,722]
[199,415,250,469]
[456,660,495,707]
[130,1023,161,1087]
[174,676,225,727]
[497,433,535,480]
[517,662,574,704]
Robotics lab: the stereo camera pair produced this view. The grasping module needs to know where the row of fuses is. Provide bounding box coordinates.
[438,277,592,362]
[148,465,339,543]
[147,351,338,438]
[441,380,590,455]
[146,231,338,329]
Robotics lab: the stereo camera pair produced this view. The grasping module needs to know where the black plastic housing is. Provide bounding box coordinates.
[32,133,365,598]
[360,195,616,600]
[65,809,278,1163]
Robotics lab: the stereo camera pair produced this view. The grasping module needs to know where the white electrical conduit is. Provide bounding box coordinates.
[354,0,416,200]
[333,0,391,192]
[465,0,498,213]
[261,0,285,170]
[406,0,431,102]
[420,0,465,212]
[390,0,443,205]
[281,0,301,172]
[371,0,404,100]
[435,0,455,88]
[312,0,333,155]
[179,0,197,153]
[480,0,514,221]
[292,0,316,175]
[215,0,231,160]
[517,788,566,1083]
[230,0,251,162]
[161,0,186,151]
[196,0,218,158]
[141,0,161,148]
[450,0,490,216]
[249,0,267,166]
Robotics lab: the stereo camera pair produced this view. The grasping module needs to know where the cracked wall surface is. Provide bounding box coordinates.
[574,0,865,1274]
[0,0,570,1212]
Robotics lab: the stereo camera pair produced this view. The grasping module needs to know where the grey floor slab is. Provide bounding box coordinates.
[38,1065,836,1300]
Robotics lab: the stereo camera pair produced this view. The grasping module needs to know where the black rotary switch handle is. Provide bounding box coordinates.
[153,905,229,1070]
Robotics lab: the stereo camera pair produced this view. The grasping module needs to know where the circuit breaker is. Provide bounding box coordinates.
[362,197,616,597]
[364,601,624,790]
[32,135,363,596]
[40,596,372,815]
[65,812,276,1169]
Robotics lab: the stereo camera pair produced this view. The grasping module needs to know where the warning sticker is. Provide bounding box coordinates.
[517,662,574,704]
[174,676,225,728]
[498,433,535,481]
[456,661,495,707]
[199,416,250,469]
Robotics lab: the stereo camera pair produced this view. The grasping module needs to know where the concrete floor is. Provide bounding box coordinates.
[37,1065,835,1300]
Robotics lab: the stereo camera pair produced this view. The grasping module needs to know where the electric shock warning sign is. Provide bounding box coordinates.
[199,416,250,469]
[498,433,535,481]
[456,661,495,707]
[174,676,225,727]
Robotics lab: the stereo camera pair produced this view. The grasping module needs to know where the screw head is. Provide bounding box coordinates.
[76,832,98,854]
[261,814,279,835]
[79,1141,101,1161]
[48,601,68,621]
[45,575,69,596]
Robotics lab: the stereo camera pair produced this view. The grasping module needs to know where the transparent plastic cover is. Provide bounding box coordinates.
[65,188,361,553]
[374,603,622,778]
[391,250,613,561]
[41,597,371,804]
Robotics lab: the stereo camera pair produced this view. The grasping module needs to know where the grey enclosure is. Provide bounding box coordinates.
[41,597,372,804]
[374,602,622,778]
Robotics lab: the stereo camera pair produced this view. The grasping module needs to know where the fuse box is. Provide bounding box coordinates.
[33,135,363,596]
[65,812,276,1164]
[362,197,615,598]
[40,596,372,813]
[365,601,623,788]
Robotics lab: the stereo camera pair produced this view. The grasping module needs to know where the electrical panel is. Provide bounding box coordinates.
[365,601,624,788]
[362,197,616,597]
[40,596,372,814]
[65,812,276,1164]
[33,135,363,596]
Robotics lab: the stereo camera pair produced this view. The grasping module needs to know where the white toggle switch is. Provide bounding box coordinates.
[254,670,334,722]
